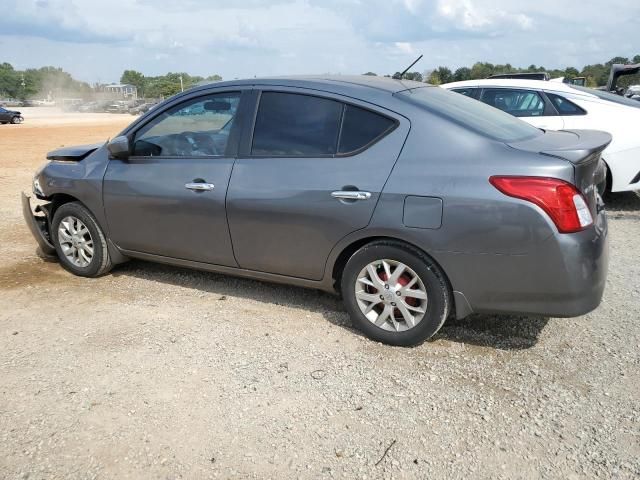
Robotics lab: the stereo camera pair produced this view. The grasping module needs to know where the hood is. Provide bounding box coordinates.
[46,142,105,161]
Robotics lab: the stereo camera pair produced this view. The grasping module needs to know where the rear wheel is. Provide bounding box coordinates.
[341,241,451,346]
[51,202,112,277]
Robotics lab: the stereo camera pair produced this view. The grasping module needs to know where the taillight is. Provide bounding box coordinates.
[489,176,593,233]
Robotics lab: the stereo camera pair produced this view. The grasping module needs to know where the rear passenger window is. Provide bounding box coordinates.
[338,105,395,154]
[252,92,342,156]
[547,93,587,116]
[481,88,546,117]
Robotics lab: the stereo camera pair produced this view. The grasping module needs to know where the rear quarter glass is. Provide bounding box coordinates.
[397,87,542,143]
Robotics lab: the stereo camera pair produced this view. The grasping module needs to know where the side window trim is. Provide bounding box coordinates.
[538,91,558,117]
[244,89,399,159]
[127,89,248,159]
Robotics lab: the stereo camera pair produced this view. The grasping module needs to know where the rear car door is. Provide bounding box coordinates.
[480,88,564,130]
[103,90,246,266]
[226,90,409,280]
[544,92,589,129]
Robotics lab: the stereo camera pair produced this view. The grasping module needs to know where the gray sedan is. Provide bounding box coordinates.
[23,76,610,346]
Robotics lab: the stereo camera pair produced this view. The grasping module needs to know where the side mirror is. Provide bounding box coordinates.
[107,136,130,160]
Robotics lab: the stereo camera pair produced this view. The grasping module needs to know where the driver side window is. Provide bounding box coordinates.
[132,92,241,157]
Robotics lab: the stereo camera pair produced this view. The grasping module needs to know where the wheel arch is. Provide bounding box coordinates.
[47,192,128,265]
[330,235,450,290]
[329,234,472,319]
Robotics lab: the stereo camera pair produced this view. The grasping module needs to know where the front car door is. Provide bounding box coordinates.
[103,90,246,266]
[226,89,410,280]
[480,87,564,130]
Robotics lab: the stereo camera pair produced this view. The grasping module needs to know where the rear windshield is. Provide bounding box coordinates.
[396,86,542,142]
[569,85,640,109]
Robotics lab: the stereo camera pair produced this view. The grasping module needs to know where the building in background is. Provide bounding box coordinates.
[103,84,137,100]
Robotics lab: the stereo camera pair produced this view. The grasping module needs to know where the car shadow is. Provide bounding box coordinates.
[435,314,549,350]
[604,191,640,213]
[112,261,548,350]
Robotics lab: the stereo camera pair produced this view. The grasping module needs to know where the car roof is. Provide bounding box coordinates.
[191,75,430,95]
[441,78,597,97]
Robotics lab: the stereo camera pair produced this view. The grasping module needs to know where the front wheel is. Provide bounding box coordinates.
[341,242,451,346]
[51,202,112,277]
[10,116,23,124]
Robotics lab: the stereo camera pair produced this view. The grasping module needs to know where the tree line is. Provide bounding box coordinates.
[0,63,92,100]
[2,54,640,101]
[0,63,223,100]
[369,54,640,88]
[119,70,222,98]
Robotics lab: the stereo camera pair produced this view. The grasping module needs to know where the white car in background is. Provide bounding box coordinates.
[441,79,640,193]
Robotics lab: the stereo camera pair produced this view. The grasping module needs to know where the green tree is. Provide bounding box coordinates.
[433,67,452,84]
[0,63,19,98]
[606,56,629,66]
[453,67,471,82]
[564,67,580,78]
[120,70,146,94]
[427,70,441,85]
[470,62,494,79]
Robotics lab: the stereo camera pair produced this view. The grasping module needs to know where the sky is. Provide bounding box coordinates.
[0,0,638,83]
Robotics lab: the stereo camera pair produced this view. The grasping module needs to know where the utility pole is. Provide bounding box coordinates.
[179,75,184,92]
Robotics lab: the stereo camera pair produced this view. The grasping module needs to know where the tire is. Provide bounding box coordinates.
[10,116,22,124]
[51,202,112,277]
[341,241,451,347]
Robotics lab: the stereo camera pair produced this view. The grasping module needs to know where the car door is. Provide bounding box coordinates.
[103,90,246,266]
[480,87,564,130]
[226,89,410,280]
[0,108,9,122]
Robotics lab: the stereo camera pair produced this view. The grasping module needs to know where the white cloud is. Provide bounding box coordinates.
[436,0,533,31]
[0,0,637,82]
[395,42,415,54]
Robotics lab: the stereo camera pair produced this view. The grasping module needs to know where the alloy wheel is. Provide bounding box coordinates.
[354,259,428,332]
[58,216,94,267]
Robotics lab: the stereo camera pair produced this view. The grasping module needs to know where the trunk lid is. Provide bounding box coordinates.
[508,129,612,216]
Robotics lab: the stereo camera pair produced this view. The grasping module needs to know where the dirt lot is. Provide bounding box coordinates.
[1,112,639,479]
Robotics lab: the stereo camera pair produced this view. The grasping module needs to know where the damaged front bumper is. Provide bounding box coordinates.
[21,192,56,256]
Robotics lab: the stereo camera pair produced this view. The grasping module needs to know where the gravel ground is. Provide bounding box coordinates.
[0,117,639,479]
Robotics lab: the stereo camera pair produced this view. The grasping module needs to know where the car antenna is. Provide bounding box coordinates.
[397,54,423,79]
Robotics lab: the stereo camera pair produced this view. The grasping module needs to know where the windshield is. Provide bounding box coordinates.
[570,85,640,109]
[397,86,542,142]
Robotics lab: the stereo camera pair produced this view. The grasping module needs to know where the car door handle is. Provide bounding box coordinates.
[185,182,215,191]
[331,191,372,201]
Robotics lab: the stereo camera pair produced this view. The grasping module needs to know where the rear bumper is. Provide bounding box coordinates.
[21,192,56,256]
[441,211,609,319]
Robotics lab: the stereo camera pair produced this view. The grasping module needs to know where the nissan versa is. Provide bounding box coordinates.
[23,76,610,346]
